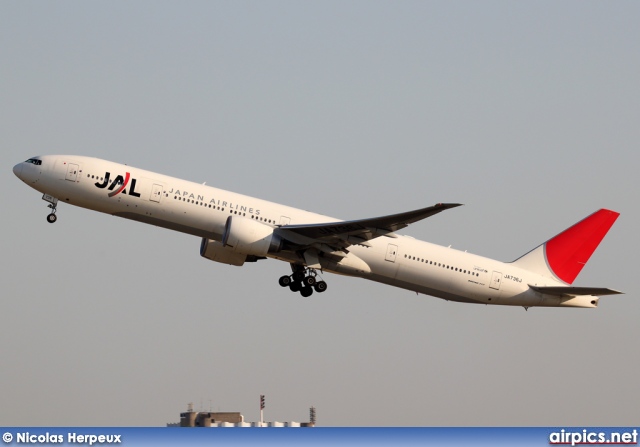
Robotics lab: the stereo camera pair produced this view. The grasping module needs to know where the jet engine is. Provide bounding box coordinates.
[222,215,283,256]
[200,238,247,266]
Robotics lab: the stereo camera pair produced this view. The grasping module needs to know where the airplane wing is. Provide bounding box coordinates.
[528,285,623,297]
[276,203,462,250]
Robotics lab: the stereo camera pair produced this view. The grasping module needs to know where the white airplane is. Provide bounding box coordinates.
[13,155,622,308]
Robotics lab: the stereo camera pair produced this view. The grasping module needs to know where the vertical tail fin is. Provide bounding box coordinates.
[511,209,620,284]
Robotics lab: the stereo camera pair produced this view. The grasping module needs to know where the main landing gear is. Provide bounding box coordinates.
[278,265,328,297]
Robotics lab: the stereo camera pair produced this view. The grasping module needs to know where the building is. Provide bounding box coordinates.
[167,403,316,427]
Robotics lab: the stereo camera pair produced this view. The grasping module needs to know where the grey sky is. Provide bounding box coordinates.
[1,1,638,426]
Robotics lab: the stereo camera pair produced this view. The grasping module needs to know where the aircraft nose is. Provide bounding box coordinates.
[13,162,23,178]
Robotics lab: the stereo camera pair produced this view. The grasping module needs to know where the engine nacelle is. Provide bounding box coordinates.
[222,215,282,257]
[200,238,247,266]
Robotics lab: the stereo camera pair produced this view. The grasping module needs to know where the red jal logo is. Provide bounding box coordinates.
[95,172,141,198]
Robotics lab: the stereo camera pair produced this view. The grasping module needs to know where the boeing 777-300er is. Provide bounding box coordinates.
[13,155,622,308]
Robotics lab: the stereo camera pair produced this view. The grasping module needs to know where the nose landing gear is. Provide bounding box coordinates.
[43,194,59,224]
[278,265,328,297]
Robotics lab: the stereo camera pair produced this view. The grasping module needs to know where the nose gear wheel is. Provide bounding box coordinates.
[43,194,59,224]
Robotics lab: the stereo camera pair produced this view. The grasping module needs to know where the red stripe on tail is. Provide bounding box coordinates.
[545,209,620,284]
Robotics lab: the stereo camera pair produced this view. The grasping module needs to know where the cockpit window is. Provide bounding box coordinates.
[25,158,42,166]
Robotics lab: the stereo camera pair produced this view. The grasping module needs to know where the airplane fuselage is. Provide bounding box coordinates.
[13,155,610,308]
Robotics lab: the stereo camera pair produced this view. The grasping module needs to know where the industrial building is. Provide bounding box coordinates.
[167,403,316,427]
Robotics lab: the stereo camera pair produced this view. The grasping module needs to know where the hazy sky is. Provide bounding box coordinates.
[1,1,639,426]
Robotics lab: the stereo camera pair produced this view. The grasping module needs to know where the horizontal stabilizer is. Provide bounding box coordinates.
[529,285,623,297]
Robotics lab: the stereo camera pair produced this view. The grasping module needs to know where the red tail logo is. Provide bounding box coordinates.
[545,209,620,284]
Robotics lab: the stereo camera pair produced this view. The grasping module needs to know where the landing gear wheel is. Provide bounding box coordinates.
[303,275,316,287]
[283,264,326,296]
[43,196,59,224]
[313,281,328,293]
[279,275,292,287]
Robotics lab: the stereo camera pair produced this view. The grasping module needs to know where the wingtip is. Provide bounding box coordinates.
[436,203,464,209]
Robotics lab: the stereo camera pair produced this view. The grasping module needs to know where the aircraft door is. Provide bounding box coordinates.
[150,184,163,203]
[279,216,291,226]
[65,163,79,182]
[385,244,398,262]
[490,271,502,290]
